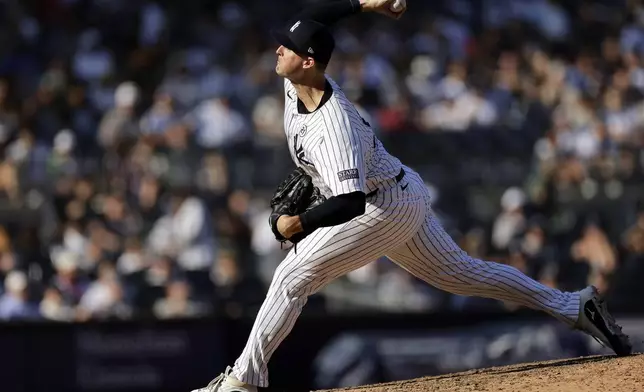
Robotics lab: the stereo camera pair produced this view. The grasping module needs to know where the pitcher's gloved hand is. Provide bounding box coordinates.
[269,168,326,246]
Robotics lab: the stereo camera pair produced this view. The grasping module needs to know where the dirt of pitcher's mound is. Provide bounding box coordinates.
[316,354,644,392]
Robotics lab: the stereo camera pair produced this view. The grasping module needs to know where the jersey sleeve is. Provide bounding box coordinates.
[310,108,366,196]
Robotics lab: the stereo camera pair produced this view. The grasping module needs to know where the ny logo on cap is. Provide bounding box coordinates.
[290,20,301,32]
[308,47,314,54]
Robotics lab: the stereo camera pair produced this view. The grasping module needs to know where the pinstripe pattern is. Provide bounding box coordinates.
[233,174,426,387]
[229,78,582,388]
[386,173,580,327]
[283,77,403,198]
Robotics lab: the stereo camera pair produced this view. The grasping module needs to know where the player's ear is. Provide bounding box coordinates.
[302,57,316,70]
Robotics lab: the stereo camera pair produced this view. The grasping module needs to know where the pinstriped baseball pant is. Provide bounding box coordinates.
[232,167,581,387]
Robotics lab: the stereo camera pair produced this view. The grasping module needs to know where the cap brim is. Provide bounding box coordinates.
[271,29,305,56]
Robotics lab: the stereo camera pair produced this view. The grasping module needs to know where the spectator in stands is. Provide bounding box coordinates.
[0,0,643,321]
[0,226,19,281]
[153,279,211,319]
[0,162,20,205]
[571,220,618,291]
[0,270,40,320]
[147,187,217,299]
[40,285,76,322]
[77,260,132,321]
[187,96,251,151]
[491,187,527,252]
[97,82,140,150]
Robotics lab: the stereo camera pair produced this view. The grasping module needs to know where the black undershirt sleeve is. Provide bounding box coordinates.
[299,191,366,233]
[289,0,362,27]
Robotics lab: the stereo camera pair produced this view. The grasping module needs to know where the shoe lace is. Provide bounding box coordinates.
[205,367,232,392]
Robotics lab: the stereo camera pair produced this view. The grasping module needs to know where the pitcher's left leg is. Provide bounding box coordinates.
[387,206,580,325]
[387,206,631,355]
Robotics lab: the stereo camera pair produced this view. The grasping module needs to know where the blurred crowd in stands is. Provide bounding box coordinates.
[1,0,644,322]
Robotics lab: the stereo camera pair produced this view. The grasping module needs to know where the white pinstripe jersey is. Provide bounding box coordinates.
[283,76,403,198]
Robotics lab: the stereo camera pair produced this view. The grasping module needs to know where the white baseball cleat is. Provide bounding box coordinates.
[191,366,258,392]
[574,285,632,356]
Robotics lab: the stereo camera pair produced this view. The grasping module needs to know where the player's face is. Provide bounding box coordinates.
[275,45,306,79]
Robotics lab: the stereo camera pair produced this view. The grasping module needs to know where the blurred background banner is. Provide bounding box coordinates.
[312,317,644,390]
[1,0,644,390]
[0,320,226,392]
[0,315,642,392]
[73,324,226,391]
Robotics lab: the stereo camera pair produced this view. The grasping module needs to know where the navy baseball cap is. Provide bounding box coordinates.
[271,19,336,65]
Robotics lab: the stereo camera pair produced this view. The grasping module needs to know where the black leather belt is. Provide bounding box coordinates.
[366,168,405,198]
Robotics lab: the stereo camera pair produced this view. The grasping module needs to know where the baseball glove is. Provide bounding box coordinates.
[269,167,326,246]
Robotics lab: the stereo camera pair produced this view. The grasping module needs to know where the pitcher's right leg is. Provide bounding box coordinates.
[190,175,428,392]
[228,189,426,388]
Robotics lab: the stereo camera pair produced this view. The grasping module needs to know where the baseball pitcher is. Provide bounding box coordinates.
[192,1,631,391]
